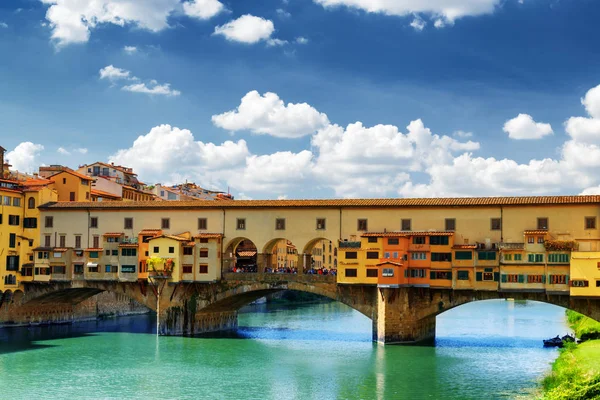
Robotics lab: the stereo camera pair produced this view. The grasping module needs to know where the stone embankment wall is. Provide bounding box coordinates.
[0,291,149,327]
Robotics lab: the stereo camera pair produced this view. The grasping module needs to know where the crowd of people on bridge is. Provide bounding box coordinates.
[228,266,337,276]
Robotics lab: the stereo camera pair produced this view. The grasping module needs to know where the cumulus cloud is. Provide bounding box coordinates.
[267,38,288,47]
[276,8,291,18]
[182,0,224,20]
[6,142,44,173]
[57,147,70,155]
[213,15,275,44]
[295,36,309,44]
[313,0,503,25]
[100,65,180,96]
[123,46,137,54]
[565,84,600,145]
[410,16,426,31]
[57,147,88,156]
[122,82,181,96]
[212,91,330,138]
[503,113,553,140]
[0,22,8,28]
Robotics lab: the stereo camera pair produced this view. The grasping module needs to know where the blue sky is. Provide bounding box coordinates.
[1,0,600,199]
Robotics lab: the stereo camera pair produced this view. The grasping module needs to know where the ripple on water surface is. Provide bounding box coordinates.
[0,299,567,400]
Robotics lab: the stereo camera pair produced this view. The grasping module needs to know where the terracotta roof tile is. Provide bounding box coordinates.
[118,243,139,248]
[237,251,257,257]
[48,169,94,181]
[361,232,408,237]
[139,229,162,234]
[53,248,70,252]
[193,233,223,239]
[406,231,455,236]
[452,244,478,249]
[85,248,103,252]
[103,232,124,237]
[38,195,600,210]
[376,261,404,267]
[91,189,122,199]
[149,234,189,242]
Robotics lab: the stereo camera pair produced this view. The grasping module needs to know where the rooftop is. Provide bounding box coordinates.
[38,195,600,210]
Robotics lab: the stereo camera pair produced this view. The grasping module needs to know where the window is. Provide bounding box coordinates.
[12,197,20,207]
[199,238,209,244]
[6,256,19,271]
[198,218,207,230]
[69,192,75,201]
[527,254,544,263]
[345,251,358,260]
[62,178,66,184]
[548,253,569,263]
[105,250,111,256]
[153,246,159,253]
[504,254,512,261]
[571,280,589,288]
[74,264,84,274]
[275,218,286,230]
[168,246,175,254]
[527,237,534,244]
[506,274,519,283]
[199,264,208,274]
[121,265,136,273]
[23,218,37,228]
[89,251,99,258]
[90,217,98,228]
[384,252,390,258]
[182,265,193,274]
[430,236,449,246]
[596,280,600,288]
[357,219,368,231]
[345,268,357,277]
[445,218,456,231]
[388,238,399,245]
[237,218,246,230]
[483,272,494,281]
[585,217,597,230]
[431,271,452,280]
[401,219,411,231]
[412,236,426,244]
[38,251,49,259]
[528,275,543,284]
[411,252,426,260]
[75,235,81,249]
[408,269,426,278]
[478,251,496,260]
[161,218,170,230]
[366,251,379,259]
[368,237,378,243]
[316,218,326,230]
[85,192,90,200]
[105,265,118,273]
[52,266,66,275]
[59,235,66,248]
[431,252,452,262]
[537,217,548,230]
[514,254,522,261]
[550,275,566,285]
[9,233,16,248]
[124,218,133,229]
[88,265,99,273]
[121,248,137,257]
[183,247,193,255]
[200,249,209,258]
[44,235,51,247]
[382,268,394,277]
[366,269,378,277]
[93,235,99,248]
[8,215,20,225]
[28,197,35,209]
[457,271,469,280]
[491,218,501,231]
[537,236,544,244]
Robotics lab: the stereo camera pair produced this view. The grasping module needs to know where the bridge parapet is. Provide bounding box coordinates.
[223,272,337,284]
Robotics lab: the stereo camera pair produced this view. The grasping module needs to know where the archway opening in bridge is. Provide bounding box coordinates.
[224,237,259,273]
[303,238,338,275]
[434,299,582,344]
[262,238,300,273]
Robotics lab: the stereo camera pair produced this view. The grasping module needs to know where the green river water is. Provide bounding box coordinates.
[0,299,568,399]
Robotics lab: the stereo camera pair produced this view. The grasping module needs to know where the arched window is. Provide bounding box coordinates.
[28,197,35,209]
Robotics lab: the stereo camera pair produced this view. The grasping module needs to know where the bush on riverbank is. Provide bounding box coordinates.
[567,310,600,341]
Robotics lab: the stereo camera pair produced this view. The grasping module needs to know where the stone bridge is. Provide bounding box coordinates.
[2,275,600,344]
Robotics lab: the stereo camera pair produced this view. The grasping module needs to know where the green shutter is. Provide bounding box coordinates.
[528,254,534,262]
[494,272,499,281]
[501,274,507,283]
[430,271,436,280]
[485,268,493,273]
[542,275,546,284]
[566,275,569,284]
[476,272,483,281]
[518,274,525,283]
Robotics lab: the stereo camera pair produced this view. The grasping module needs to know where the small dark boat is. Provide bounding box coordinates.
[543,335,564,348]
[561,334,575,343]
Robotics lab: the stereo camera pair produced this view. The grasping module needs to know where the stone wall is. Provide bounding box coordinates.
[0,291,149,327]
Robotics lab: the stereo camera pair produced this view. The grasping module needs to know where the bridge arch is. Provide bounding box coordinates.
[223,237,259,273]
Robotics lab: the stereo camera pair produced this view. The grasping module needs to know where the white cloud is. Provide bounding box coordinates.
[453,130,473,138]
[581,185,600,195]
[99,65,134,81]
[39,0,182,47]
[434,18,446,28]
[76,147,88,154]
[581,84,600,119]
[313,0,503,25]
[267,38,288,47]
[0,22,8,28]
[99,65,180,96]
[57,147,88,156]
[123,46,137,54]
[503,113,553,140]
[182,0,224,20]
[295,36,309,44]
[213,14,275,44]
[410,16,426,31]
[122,82,181,96]
[276,8,291,18]
[57,147,70,155]
[6,142,44,173]
[212,90,330,138]
[564,84,600,145]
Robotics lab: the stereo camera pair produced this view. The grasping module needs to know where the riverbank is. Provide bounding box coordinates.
[540,311,600,399]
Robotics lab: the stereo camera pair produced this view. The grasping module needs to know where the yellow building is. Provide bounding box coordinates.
[47,169,93,202]
[570,252,600,297]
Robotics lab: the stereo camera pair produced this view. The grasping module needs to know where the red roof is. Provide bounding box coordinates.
[405,231,455,236]
[193,233,223,239]
[452,244,478,249]
[103,232,124,237]
[524,230,549,235]
[361,232,408,237]
[48,169,94,181]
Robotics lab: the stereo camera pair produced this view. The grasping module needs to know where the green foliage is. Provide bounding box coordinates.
[544,240,578,252]
[566,310,600,340]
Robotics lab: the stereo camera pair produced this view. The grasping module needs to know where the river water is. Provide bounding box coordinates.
[0,299,568,399]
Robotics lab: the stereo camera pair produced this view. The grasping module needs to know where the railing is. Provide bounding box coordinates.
[498,242,524,250]
[120,238,139,244]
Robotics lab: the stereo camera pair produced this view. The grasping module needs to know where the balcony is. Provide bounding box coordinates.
[120,237,139,244]
[339,241,361,249]
[499,243,524,250]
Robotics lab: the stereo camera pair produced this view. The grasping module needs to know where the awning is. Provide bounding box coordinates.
[86,263,98,268]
